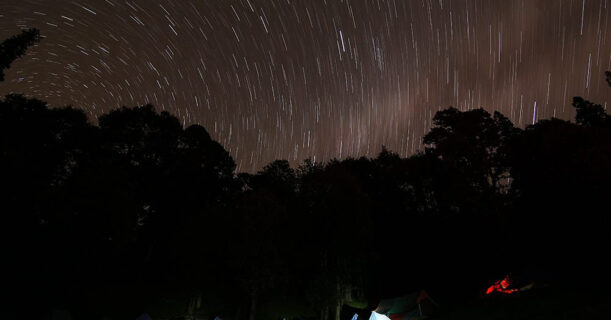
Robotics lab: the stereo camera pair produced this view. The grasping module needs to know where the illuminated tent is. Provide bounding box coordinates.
[349,310,390,320]
[368,311,391,320]
[372,290,437,320]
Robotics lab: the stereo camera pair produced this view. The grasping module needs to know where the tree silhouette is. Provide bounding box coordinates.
[298,160,373,320]
[508,73,611,282]
[423,107,519,193]
[508,117,611,276]
[0,93,97,317]
[572,96,610,128]
[0,28,40,81]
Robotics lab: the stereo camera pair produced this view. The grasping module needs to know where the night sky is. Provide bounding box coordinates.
[1,0,610,172]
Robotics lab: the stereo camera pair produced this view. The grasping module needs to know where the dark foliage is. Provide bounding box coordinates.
[0,28,40,81]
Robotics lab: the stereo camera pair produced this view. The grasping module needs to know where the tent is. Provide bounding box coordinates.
[347,290,438,320]
[368,311,391,320]
[372,290,437,320]
[349,311,390,320]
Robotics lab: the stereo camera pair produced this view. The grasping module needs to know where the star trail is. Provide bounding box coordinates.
[1,0,610,172]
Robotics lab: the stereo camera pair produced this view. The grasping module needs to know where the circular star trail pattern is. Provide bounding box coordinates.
[1,0,610,172]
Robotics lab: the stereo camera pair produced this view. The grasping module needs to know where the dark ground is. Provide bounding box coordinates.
[433,284,611,320]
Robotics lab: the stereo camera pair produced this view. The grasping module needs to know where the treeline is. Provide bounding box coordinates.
[2,29,611,320]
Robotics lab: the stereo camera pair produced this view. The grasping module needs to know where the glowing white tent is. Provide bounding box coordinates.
[350,311,391,320]
[368,311,391,320]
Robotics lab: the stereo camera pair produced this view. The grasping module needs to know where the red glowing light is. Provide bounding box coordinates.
[500,278,510,289]
[486,276,519,295]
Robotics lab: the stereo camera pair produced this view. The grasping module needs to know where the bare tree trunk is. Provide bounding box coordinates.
[322,306,329,320]
[186,294,196,320]
[335,280,342,320]
[248,289,257,320]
